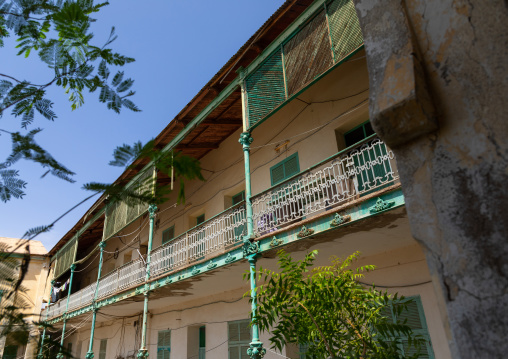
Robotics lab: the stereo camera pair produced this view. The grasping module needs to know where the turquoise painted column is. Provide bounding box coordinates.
[239,132,255,241]
[37,279,55,359]
[246,254,265,359]
[56,263,76,359]
[137,203,157,359]
[86,241,107,359]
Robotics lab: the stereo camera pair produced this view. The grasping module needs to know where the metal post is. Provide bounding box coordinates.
[86,241,106,359]
[239,132,254,240]
[37,279,55,359]
[56,264,76,359]
[247,254,265,359]
[137,203,157,358]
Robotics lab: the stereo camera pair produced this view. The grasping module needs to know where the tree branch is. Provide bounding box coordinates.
[297,301,334,359]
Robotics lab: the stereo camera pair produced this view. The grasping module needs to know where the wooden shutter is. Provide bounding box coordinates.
[326,0,364,63]
[283,9,334,96]
[246,50,286,128]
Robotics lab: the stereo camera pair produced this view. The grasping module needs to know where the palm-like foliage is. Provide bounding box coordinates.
[84,139,205,206]
[249,250,427,359]
[0,0,140,201]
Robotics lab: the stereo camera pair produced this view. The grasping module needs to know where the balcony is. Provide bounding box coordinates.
[42,137,398,320]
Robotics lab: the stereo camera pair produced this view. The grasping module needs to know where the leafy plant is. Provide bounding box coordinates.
[0,0,140,201]
[248,250,427,359]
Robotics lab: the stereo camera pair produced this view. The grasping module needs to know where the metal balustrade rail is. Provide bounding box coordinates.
[118,258,146,290]
[252,138,399,234]
[151,203,246,278]
[42,139,399,320]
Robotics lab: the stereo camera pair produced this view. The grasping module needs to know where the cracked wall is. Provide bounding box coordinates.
[353,0,508,358]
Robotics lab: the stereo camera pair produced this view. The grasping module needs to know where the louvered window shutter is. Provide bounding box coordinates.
[283,10,334,96]
[246,50,286,128]
[326,0,364,63]
[270,153,301,186]
[392,296,435,359]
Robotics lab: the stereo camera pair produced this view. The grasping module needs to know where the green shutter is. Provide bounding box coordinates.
[99,339,107,359]
[392,296,435,359]
[197,214,205,225]
[158,330,171,359]
[246,49,286,128]
[326,0,364,63]
[283,9,334,96]
[232,191,245,206]
[270,153,300,186]
[162,226,175,244]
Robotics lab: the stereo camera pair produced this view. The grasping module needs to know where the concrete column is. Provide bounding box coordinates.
[352,0,508,357]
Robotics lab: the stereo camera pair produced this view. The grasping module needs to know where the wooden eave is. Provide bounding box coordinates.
[48,0,312,257]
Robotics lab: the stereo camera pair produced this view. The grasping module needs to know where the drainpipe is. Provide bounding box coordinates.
[237,68,265,359]
[37,279,55,359]
[86,241,107,359]
[137,203,157,359]
[56,263,76,359]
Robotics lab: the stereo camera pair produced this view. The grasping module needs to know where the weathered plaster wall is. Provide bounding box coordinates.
[353,0,508,357]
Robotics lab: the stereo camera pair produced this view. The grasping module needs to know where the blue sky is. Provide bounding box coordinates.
[0,1,285,251]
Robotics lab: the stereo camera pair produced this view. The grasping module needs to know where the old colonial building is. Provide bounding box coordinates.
[37,1,454,358]
[0,238,49,359]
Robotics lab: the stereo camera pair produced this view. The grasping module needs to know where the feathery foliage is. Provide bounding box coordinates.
[84,139,205,205]
[0,0,139,201]
[247,250,427,359]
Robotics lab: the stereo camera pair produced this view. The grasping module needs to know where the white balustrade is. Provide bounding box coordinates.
[97,269,119,299]
[118,258,146,290]
[150,204,246,278]
[252,138,398,234]
[43,139,398,320]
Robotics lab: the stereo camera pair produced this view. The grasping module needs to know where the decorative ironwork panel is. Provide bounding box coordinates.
[327,0,364,63]
[118,259,146,290]
[246,50,286,128]
[97,269,119,299]
[283,9,334,96]
[252,138,398,234]
[150,204,246,278]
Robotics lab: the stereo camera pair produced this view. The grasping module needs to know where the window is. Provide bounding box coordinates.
[232,191,245,206]
[344,121,391,195]
[228,320,251,359]
[2,345,18,359]
[199,326,206,359]
[157,330,171,359]
[67,342,73,359]
[270,153,300,186]
[196,214,205,226]
[99,339,107,359]
[344,121,375,148]
[162,226,175,245]
[384,296,435,359]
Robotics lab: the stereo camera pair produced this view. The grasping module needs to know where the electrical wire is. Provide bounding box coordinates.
[358,280,432,288]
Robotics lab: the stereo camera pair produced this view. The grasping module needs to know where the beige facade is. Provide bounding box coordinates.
[38,1,457,359]
[0,237,49,359]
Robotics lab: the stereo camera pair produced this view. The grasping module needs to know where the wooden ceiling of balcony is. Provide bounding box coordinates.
[48,0,314,257]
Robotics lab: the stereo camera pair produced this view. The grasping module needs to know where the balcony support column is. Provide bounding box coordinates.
[137,203,157,359]
[56,263,76,359]
[37,279,55,359]
[239,131,254,241]
[86,241,106,359]
[246,254,266,359]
